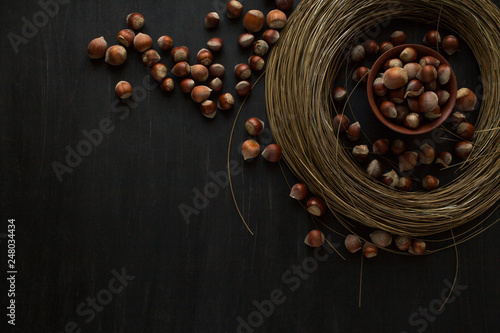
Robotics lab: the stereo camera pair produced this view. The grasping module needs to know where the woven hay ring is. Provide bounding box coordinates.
[266,0,500,237]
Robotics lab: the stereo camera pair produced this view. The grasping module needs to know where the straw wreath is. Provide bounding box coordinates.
[265,0,500,239]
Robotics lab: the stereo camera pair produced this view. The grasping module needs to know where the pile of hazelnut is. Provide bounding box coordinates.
[87,0,291,119]
[331,29,478,191]
[241,117,282,162]
[303,228,427,257]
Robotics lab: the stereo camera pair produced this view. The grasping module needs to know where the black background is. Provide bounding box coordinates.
[1,0,499,332]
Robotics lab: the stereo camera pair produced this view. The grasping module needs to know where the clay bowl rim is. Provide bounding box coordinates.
[366,44,457,135]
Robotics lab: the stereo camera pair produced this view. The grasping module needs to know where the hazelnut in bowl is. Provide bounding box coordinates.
[367,44,457,135]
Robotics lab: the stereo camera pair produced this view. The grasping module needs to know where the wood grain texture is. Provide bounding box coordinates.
[0,0,499,332]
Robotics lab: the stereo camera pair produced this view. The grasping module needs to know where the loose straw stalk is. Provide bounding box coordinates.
[265,0,500,237]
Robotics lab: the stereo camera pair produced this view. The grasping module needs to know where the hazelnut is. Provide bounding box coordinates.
[391,139,406,156]
[423,30,441,47]
[437,64,451,85]
[346,122,361,141]
[350,45,365,63]
[205,12,220,28]
[142,49,161,66]
[197,48,213,66]
[304,230,325,247]
[416,65,438,83]
[449,111,467,128]
[227,0,243,18]
[191,85,212,103]
[200,100,217,118]
[263,29,280,44]
[395,104,410,122]
[241,139,260,160]
[126,12,144,30]
[234,63,251,80]
[266,9,287,29]
[422,175,439,191]
[235,80,252,96]
[171,61,191,77]
[363,242,378,258]
[366,159,383,179]
[157,35,173,51]
[117,29,135,48]
[352,66,370,83]
[379,41,393,53]
[105,45,127,66]
[395,236,412,251]
[424,105,441,120]
[333,86,347,102]
[306,198,326,217]
[410,239,426,255]
[207,37,223,52]
[419,56,440,68]
[370,230,393,247]
[262,144,282,162]
[209,63,225,78]
[209,78,223,93]
[436,90,450,106]
[218,93,235,110]
[191,64,209,82]
[397,177,412,191]
[373,139,390,155]
[333,114,350,133]
[407,98,420,113]
[383,67,408,89]
[363,40,379,55]
[133,33,153,53]
[180,78,195,93]
[455,142,473,158]
[384,58,403,70]
[389,30,407,45]
[456,122,475,141]
[171,46,189,63]
[418,143,435,165]
[353,145,369,163]
[443,35,459,55]
[381,170,399,188]
[389,87,405,104]
[405,79,424,98]
[160,78,174,92]
[243,10,265,33]
[419,91,439,113]
[456,88,477,111]
[248,55,265,71]
[436,151,452,168]
[245,117,265,136]
[87,36,108,59]
[275,0,293,11]
[115,81,132,99]
[253,40,269,56]
[345,234,362,253]
[403,62,422,80]
[400,47,417,63]
[424,80,438,92]
[151,63,168,82]
[373,77,388,97]
[290,183,308,200]
[404,113,420,129]
[399,151,418,172]
[238,33,255,48]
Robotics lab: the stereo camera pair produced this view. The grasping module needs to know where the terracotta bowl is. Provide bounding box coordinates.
[366,44,457,135]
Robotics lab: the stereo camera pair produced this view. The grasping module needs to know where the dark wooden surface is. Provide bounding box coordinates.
[1,0,499,332]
